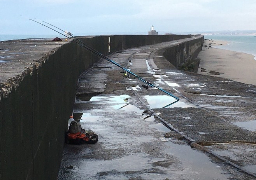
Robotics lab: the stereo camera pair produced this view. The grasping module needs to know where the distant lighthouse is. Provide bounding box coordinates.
[148,25,158,35]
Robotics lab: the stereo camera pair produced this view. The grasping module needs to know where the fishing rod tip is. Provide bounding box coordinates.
[65,31,73,36]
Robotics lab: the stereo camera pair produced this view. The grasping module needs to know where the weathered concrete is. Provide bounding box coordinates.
[161,36,204,72]
[0,35,203,180]
[58,40,256,179]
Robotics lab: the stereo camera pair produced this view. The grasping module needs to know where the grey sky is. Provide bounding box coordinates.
[1,0,256,35]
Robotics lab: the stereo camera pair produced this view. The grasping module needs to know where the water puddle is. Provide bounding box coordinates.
[165,81,180,87]
[126,85,141,91]
[144,95,194,109]
[201,104,237,110]
[0,60,6,63]
[164,142,230,180]
[233,120,256,131]
[120,104,143,114]
[149,123,170,133]
[91,95,129,103]
[79,113,101,123]
[200,94,242,98]
[166,71,183,75]
[153,75,168,78]
[198,132,209,135]
[76,92,101,101]
[145,60,151,71]
[187,83,205,88]
[244,165,256,175]
[198,141,256,175]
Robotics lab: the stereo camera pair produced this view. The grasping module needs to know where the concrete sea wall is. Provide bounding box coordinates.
[162,36,204,72]
[0,35,203,180]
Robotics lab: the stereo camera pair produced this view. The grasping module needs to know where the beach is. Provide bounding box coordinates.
[198,39,256,86]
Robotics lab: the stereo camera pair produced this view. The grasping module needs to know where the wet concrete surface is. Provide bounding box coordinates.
[58,40,256,179]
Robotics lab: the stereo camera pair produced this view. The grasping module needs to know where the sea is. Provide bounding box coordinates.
[204,35,256,60]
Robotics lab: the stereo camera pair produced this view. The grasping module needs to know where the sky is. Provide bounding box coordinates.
[1,0,256,36]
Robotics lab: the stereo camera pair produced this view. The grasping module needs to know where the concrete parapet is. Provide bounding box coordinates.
[162,35,204,72]
[0,34,203,180]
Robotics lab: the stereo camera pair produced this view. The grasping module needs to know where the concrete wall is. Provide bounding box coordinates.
[162,36,204,72]
[0,35,202,180]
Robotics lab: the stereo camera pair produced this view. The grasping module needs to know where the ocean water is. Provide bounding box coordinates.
[0,34,57,41]
[205,35,256,60]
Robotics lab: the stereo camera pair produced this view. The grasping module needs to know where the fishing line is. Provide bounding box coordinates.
[30,19,179,107]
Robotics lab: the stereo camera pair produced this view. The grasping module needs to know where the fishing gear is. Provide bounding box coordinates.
[30,19,179,108]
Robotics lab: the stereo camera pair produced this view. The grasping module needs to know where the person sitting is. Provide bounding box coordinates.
[69,121,82,134]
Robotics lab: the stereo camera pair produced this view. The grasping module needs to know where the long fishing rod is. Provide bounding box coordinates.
[30,19,179,108]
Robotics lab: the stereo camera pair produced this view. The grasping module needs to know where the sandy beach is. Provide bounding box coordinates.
[198,39,256,86]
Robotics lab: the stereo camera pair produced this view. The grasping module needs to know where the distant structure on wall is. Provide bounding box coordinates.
[148,25,158,35]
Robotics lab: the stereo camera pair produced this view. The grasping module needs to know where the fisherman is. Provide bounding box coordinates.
[68,115,82,134]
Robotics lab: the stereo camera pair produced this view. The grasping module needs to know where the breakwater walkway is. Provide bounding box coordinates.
[0,35,203,180]
[58,40,256,179]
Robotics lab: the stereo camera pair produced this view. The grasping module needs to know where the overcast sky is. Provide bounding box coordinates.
[1,0,256,36]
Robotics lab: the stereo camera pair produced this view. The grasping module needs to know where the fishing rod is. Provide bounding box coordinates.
[30,19,179,108]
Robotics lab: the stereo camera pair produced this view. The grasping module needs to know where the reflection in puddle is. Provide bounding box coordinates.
[165,81,180,87]
[90,95,130,103]
[121,104,143,113]
[164,142,230,180]
[166,71,183,75]
[199,142,256,175]
[144,95,194,109]
[126,85,141,91]
[200,94,242,98]
[233,120,256,131]
[198,132,209,135]
[80,113,101,123]
[187,83,205,88]
[149,123,170,133]
[88,95,145,113]
[90,95,130,109]
[244,165,256,175]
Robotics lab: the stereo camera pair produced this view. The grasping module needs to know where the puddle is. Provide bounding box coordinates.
[166,71,183,75]
[78,153,153,179]
[120,104,143,114]
[68,112,100,124]
[233,120,256,131]
[199,142,256,175]
[143,116,155,122]
[149,123,170,133]
[80,113,101,123]
[200,94,242,98]
[153,76,180,87]
[144,95,194,109]
[76,92,101,101]
[165,81,180,87]
[201,104,237,110]
[164,142,230,180]
[198,132,209,135]
[243,165,256,175]
[153,75,168,78]
[187,83,205,88]
[0,60,6,63]
[91,95,129,103]
[215,99,234,103]
[145,60,151,71]
[126,85,141,91]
